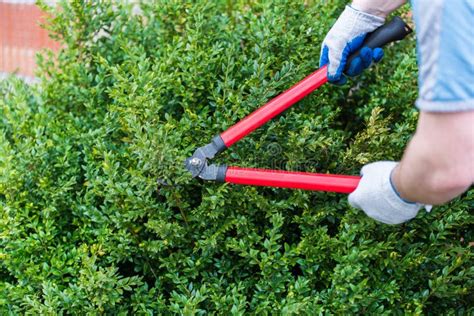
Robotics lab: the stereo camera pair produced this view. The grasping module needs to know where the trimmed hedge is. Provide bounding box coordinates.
[1,0,472,314]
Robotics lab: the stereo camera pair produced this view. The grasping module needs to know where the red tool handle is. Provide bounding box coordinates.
[220,66,328,147]
[225,166,360,193]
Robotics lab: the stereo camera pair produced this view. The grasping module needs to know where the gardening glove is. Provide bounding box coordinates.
[348,161,432,225]
[319,5,385,85]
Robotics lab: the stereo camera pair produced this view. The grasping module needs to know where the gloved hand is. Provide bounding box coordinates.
[348,161,432,225]
[319,5,385,85]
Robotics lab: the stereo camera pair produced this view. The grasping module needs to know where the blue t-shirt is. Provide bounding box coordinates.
[411,0,474,111]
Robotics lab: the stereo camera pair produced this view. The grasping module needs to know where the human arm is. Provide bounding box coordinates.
[335,0,473,224]
[351,0,406,19]
[349,111,474,224]
[392,111,474,205]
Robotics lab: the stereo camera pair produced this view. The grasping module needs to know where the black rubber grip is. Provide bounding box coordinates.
[345,16,412,72]
[212,135,227,155]
[216,165,228,183]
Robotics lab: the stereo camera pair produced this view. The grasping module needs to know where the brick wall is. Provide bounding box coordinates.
[0,0,59,80]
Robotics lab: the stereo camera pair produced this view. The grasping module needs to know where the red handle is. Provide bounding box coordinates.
[225,166,360,193]
[220,66,328,147]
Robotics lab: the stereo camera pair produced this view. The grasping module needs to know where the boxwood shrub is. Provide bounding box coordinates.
[0,0,472,314]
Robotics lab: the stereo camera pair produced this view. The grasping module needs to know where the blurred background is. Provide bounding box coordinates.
[0,0,59,82]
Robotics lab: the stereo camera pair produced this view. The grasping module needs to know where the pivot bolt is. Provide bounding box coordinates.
[190,158,201,166]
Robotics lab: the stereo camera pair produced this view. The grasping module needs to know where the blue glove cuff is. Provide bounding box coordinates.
[389,169,416,205]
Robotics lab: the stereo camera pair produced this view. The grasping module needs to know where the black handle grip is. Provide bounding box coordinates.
[345,16,412,72]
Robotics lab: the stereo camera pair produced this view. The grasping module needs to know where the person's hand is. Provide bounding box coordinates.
[348,161,432,225]
[319,5,385,85]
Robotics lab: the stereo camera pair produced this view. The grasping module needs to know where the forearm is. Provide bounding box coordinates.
[392,111,474,205]
[352,0,407,18]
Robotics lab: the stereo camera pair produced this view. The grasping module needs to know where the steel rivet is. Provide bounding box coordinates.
[190,158,201,166]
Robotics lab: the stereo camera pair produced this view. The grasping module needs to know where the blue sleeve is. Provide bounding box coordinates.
[411,0,474,112]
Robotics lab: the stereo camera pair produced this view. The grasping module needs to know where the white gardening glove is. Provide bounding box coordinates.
[319,5,385,84]
[349,161,432,225]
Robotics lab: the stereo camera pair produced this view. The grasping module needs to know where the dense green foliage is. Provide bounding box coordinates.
[1,0,472,314]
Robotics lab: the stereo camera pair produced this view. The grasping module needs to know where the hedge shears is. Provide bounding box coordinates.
[185,17,412,194]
